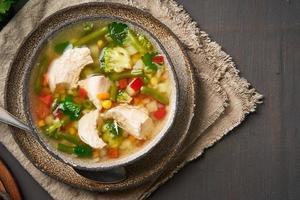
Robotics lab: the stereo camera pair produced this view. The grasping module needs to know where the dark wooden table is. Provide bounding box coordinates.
[1,0,299,199]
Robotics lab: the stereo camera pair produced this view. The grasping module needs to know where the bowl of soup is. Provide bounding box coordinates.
[25,19,178,170]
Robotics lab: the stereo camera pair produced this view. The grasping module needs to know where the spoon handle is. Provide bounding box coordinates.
[0,107,31,132]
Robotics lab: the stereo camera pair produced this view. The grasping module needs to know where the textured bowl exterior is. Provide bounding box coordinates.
[4,2,196,191]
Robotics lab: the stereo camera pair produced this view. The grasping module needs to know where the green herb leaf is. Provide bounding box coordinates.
[102,120,122,137]
[54,41,70,54]
[108,22,128,45]
[142,52,158,73]
[101,120,123,148]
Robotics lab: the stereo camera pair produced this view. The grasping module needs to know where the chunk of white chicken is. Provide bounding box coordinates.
[101,105,153,139]
[48,47,93,91]
[78,75,111,109]
[78,110,106,149]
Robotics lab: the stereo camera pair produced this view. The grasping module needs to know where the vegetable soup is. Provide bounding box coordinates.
[31,20,174,161]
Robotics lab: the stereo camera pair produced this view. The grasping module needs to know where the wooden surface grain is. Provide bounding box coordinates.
[0,159,22,200]
[153,0,300,200]
[0,0,299,199]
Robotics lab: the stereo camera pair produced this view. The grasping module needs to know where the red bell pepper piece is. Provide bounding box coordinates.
[126,77,143,96]
[118,79,128,89]
[152,55,164,65]
[39,94,53,107]
[78,87,88,99]
[130,77,143,91]
[153,106,167,120]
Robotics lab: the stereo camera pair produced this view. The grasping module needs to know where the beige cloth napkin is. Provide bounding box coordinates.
[0,0,263,199]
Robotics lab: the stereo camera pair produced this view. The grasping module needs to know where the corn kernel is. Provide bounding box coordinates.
[128,135,136,143]
[93,149,101,158]
[142,98,150,105]
[131,53,141,64]
[150,77,159,86]
[99,148,107,157]
[160,72,169,81]
[45,115,54,125]
[101,100,112,109]
[97,40,104,49]
[38,120,46,127]
[97,92,110,100]
[68,127,77,135]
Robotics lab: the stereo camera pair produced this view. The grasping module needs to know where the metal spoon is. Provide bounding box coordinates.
[0,107,31,132]
[0,106,126,183]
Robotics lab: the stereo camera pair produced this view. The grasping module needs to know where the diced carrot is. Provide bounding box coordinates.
[37,120,46,127]
[40,87,51,95]
[93,149,101,158]
[97,92,110,100]
[118,79,128,89]
[136,139,145,147]
[36,102,50,119]
[39,94,53,107]
[55,83,67,94]
[153,106,167,120]
[133,96,143,105]
[128,135,136,143]
[107,148,120,158]
[73,96,84,104]
[78,87,88,98]
[142,98,151,105]
[132,94,147,105]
